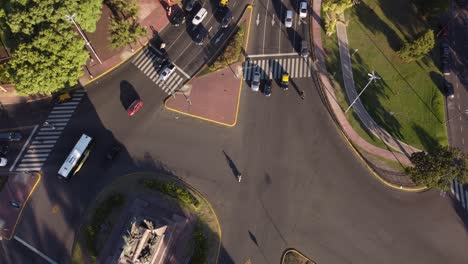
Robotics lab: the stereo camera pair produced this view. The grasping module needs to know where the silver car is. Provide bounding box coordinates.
[251,67,261,92]
[285,10,293,28]
[159,63,176,81]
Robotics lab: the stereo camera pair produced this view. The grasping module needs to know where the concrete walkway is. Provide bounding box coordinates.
[311,0,413,166]
[335,13,421,157]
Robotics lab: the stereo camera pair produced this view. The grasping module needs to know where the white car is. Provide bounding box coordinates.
[159,63,176,81]
[0,157,7,167]
[192,8,208,25]
[284,10,293,28]
[299,2,308,18]
[251,66,261,92]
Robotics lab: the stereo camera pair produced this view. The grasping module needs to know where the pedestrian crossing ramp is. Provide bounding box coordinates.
[131,47,190,94]
[243,56,313,81]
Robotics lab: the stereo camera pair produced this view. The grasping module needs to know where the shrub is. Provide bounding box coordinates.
[207,23,245,72]
[397,30,435,62]
[142,180,199,207]
[190,224,208,264]
[85,193,125,256]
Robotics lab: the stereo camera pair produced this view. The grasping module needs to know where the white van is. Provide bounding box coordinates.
[192,8,208,25]
[285,10,293,28]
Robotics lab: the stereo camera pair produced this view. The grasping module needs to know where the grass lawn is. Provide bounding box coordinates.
[326,0,448,151]
[322,30,389,150]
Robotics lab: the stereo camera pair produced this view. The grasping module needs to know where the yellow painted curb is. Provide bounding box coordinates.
[6,172,42,240]
[83,41,149,86]
[164,5,254,128]
[281,248,316,264]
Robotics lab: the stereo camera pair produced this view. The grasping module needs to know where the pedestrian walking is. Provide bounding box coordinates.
[300,90,305,100]
[237,173,242,183]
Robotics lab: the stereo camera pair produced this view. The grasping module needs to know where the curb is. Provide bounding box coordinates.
[4,172,42,240]
[281,248,316,264]
[309,0,427,192]
[163,4,254,127]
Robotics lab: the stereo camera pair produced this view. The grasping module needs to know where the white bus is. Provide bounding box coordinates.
[58,134,94,179]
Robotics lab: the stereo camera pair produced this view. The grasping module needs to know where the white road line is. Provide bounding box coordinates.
[52,106,77,110]
[132,49,146,63]
[18,162,43,167]
[243,60,249,80]
[134,50,150,67]
[21,158,47,162]
[37,131,62,135]
[28,145,54,149]
[271,60,277,78]
[299,58,304,77]
[40,127,64,132]
[59,101,79,106]
[50,110,74,114]
[292,58,296,78]
[26,149,51,154]
[139,55,154,72]
[24,153,49,158]
[248,53,298,58]
[175,65,190,79]
[46,118,69,123]
[47,114,72,118]
[9,125,38,172]
[71,97,82,101]
[461,188,467,209]
[15,167,41,172]
[14,236,58,264]
[262,0,270,54]
[32,140,56,144]
[148,69,158,80]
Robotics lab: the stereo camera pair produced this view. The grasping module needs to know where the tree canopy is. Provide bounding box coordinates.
[0,0,102,95]
[322,0,355,36]
[406,146,468,190]
[397,30,435,62]
[109,19,146,49]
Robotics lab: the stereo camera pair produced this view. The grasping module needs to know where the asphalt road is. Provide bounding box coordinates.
[2,1,468,264]
[446,4,468,153]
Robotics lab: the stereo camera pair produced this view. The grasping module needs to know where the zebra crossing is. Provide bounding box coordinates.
[13,90,86,172]
[452,179,468,211]
[243,56,313,81]
[131,47,188,94]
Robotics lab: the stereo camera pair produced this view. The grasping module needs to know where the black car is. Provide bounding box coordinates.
[185,0,198,12]
[171,11,186,27]
[106,144,122,161]
[220,10,233,28]
[443,79,455,99]
[263,79,272,97]
[0,132,22,142]
[440,42,450,58]
[193,27,208,45]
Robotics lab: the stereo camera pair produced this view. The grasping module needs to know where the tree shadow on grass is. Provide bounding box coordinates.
[412,124,439,152]
[429,71,445,96]
[353,1,403,51]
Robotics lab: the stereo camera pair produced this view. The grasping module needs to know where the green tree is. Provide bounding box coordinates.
[406,146,468,190]
[106,0,138,18]
[6,29,89,95]
[322,0,355,36]
[397,30,435,62]
[109,18,146,49]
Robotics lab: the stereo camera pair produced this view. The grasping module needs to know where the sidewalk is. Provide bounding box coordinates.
[0,0,170,105]
[0,172,41,240]
[311,0,424,189]
[165,63,242,126]
[335,13,421,156]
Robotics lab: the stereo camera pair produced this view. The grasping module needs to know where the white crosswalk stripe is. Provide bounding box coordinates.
[131,47,188,94]
[13,89,86,172]
[244,56,312,80]
[451,180,468,213]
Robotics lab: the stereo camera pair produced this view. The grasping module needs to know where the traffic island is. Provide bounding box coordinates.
[281,249,316,264]
[0,172,41,240]
[71,172,221,264]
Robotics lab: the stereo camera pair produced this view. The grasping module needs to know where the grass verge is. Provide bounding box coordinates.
[199,21,246,76]
[142,179,199,207]
[282,249,315,264]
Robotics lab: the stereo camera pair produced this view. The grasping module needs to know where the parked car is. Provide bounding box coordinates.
[284,10,293,28]
[159,62,176,81]
[221,10,233,28]
[192,8,208,25]
[0,144,9,155]
[442,62,450,76]
[193,26,208,45]
[106,143,122,161]
[185,0,198,12]
[263,79,272,97]
[127,99,143,116]
[300,40,310,58]
[440,42,450,58]
[0,131,22,142]
[281,73,289,90]
[443,79,455,99]
[171,11,186,27]
[251,66,261,92]
[299,2,308,18]
[0,157,7,167]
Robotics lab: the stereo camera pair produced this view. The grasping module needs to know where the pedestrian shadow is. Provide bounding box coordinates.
[222,150,240,180]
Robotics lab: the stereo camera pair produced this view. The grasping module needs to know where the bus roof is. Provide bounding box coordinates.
[58,134,92,178]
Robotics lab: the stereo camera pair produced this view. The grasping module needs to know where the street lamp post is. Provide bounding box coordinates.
[351,49,358,57]
[65,14,102,64]
[345,71,380,113]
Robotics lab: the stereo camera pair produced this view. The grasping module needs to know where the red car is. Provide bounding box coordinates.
[127,99,143,116]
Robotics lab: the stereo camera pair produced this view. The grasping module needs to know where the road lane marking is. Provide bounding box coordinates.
[262,1,269,53]
[248,53,298,58]
[24,153,49,158]
[9,125,38,172]
[14,236,58,264]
